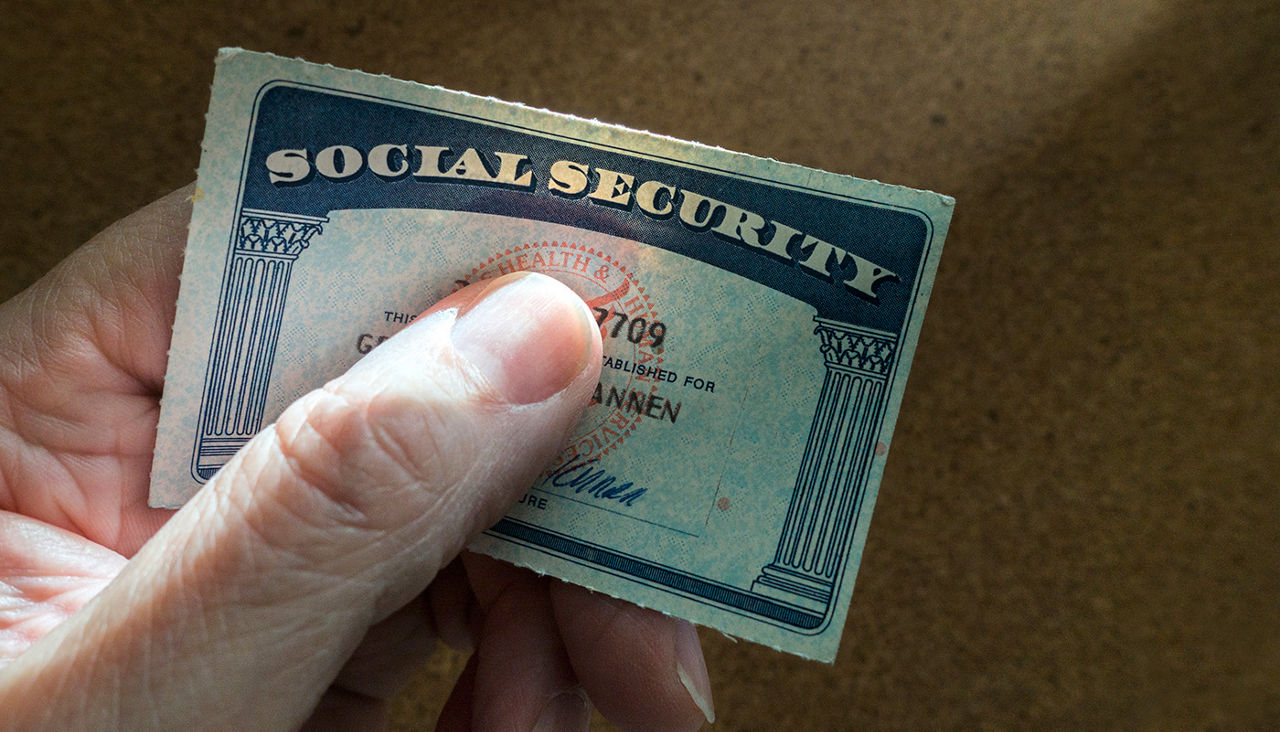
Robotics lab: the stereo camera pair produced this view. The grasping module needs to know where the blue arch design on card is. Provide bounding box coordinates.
[190,80,936,634]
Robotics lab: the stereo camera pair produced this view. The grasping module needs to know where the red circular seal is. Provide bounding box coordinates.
[458,241,664,465]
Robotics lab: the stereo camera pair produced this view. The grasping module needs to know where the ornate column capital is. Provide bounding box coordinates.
[813,317,896,379]
[237,209,328,257]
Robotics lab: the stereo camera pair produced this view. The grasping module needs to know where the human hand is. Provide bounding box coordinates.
[0,185,714,730]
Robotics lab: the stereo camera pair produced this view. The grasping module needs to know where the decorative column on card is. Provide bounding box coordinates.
[752,317,896,619]
[192,209,327,481]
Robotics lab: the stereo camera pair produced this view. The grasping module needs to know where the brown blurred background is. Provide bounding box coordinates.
[2,1,1277,728]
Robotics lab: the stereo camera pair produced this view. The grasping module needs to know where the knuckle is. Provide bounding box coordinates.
[266,381,471,532]
[271,387,379,528]
[363,388,451,486]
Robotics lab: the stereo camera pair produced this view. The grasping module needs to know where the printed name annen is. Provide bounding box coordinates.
[264,145,897,302]
[592,382,681,424]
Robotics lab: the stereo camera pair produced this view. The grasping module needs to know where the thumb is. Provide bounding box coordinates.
[0,271,601,730]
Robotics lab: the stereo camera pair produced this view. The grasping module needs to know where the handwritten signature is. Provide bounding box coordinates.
[545,458,647,507]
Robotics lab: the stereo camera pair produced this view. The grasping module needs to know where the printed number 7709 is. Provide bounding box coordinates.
[592,308,666,348]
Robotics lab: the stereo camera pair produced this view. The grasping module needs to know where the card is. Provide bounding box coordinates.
[151,49,952,660]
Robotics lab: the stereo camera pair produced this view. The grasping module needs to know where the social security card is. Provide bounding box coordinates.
[151,49,953,661]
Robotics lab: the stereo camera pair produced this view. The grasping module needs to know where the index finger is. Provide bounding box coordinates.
[549,579,714,730]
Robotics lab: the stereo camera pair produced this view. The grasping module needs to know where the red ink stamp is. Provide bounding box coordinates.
[459,241,666,465]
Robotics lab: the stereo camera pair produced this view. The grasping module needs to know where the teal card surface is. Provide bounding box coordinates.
[151,50,953,660]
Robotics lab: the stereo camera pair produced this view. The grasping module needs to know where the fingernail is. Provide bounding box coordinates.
[675,620,715,725]
[532,688,590,732]
[452,272,594,404]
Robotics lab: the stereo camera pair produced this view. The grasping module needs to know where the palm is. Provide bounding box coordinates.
[0,187,188,664]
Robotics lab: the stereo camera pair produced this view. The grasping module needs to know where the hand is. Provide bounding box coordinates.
[0,185,714,730]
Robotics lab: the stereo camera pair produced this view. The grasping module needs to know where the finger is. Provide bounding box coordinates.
[427,557,477,653]
[436,653,478,732]
[331,592,436,701]
[0,271,602,730]
[301,688,389,731]
[303,592,437,730]
[463,553,590,731]
[550,580,714,730]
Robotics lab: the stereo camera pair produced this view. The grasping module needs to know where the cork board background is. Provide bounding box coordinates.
[2,1,1276,727]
